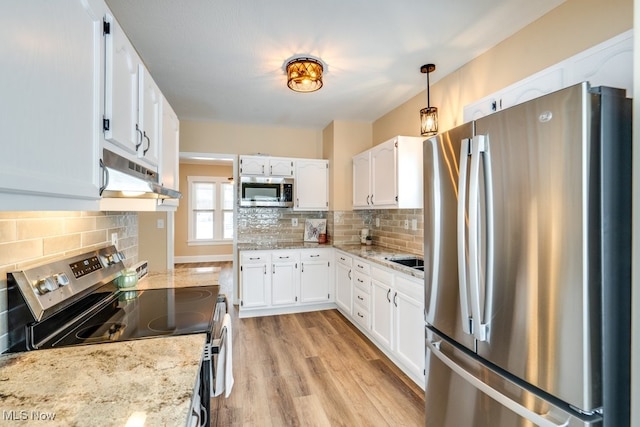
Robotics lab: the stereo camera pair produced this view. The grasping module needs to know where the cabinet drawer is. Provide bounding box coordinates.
[353,303,370,329]
[353,259,370,275]
[353,286,370,308]
[300,248,332,261]
[241,251,271,264]
[371,265,393,284]
[353,270,370,288]
[335,251,352,267]
[271,250,298,262]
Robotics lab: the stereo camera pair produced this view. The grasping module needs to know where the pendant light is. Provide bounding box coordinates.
[420,63,438,136]
[286,57,324,93]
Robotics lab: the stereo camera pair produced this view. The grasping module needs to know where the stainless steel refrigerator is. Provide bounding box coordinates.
[423,82,631,427]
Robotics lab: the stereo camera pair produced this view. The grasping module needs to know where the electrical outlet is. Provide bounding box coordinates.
[412,219,418,230]
[111,232,118,248]
[375,218,380,227]
[157,219,165,229]
[404,219,409,230]
[292,218,298,226]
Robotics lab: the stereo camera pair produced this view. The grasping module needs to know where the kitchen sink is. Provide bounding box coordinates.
[385,256,424,270]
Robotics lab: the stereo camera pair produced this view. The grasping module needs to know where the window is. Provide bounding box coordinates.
[188,176,234,244]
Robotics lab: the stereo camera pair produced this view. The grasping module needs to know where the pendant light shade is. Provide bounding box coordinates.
[420,64,438,136]
[286,57,324,93]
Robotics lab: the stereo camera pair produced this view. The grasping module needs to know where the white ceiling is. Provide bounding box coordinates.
[105,0,566,130]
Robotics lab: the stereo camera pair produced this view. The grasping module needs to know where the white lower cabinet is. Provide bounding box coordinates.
[239,248,334,318]
[239,252,271,309]
[300,249,333,303]
[335,251,353,315]
[271,251,299,306]
[339,253,426,389]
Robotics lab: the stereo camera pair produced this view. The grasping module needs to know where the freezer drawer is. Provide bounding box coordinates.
[425,329,601,427]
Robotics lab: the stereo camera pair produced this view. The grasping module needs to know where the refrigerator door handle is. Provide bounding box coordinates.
[427,339,570,427]
[468,135,491,342]
[457,138,472,336]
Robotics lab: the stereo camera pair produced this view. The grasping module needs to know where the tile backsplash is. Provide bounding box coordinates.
[0,211,138,353]
[329,209,424,254]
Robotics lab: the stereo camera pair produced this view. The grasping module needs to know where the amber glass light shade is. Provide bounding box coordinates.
[286,57,323,93]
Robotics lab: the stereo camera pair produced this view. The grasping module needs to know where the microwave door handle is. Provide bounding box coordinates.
[457,138,472,336]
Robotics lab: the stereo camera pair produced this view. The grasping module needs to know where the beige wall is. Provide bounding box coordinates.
[323,121,372,211]
[373,0,633,142]
[175,163,234,260]
[180,120,323,159]
[138,212,168,272]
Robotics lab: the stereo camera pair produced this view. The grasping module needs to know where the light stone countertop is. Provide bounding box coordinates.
[0,267,221,426]
[239,242,425,280]
[0,334,205,426]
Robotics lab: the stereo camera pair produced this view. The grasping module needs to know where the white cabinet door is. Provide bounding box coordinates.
[371,279,393,348]
[295,159,328,211]
[138,65,161,166]
[371,140,397,207]
[239,156,267,176]
[268,158,295,177]
[352,151,371,209]
[104,15,140,155]
[271,252,299,306]
[240,252,271,308]
[157,96,180,208]
[335,260,352,315]
[394,286,425,381]
[300,259,331,303]
[0,0,103,207]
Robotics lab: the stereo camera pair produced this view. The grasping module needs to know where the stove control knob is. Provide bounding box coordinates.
[104,253,119,266]
[54,273,69,287]
[35,277,57,295]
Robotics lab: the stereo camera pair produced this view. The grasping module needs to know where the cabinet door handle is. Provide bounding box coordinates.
[340,257,346,261]
[272,264,275,274]
[366,195,370,205]
[393,292,398,307]
[310,254,320,258]
[301,262,304,273]
[357,295,364,301]
[249,257,261,260]
[143,132,151,155]
[348,270,351,280]
[270,165,273,174]
[357,312,364,318]
[371,194,374,205]
[386,289,391,303]
[135,124,143,150]
[278,256,290,259]
[263,265,267,275]
[99,159,109,195]
[357,278,364,283]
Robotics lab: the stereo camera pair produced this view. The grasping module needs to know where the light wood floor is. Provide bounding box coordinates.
[177,262,426,426]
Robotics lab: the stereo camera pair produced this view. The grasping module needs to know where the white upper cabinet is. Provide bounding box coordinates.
[353,136,423,210]
[103,15,139,155]
[239,156,294,177]
[137,65,161,166]
[295,159,329,211]
[157,97,180,209]
[0,0,106,210]
[104,15,160,167]
[463,30,633,122]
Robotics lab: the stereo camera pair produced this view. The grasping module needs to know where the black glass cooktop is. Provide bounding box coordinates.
[35,283,220,349]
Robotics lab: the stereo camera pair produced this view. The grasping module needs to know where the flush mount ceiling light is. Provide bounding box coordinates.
[286,57,324,93]
[420,63,438,137]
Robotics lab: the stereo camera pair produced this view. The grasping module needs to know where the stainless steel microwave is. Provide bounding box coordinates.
[239,176,294,207]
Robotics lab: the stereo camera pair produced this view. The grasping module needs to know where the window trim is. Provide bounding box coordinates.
[187,176,234,245]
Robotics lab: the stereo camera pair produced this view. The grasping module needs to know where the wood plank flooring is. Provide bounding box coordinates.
[177,262,426,426]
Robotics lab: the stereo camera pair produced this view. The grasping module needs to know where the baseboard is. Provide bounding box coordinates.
[174,254,233,263]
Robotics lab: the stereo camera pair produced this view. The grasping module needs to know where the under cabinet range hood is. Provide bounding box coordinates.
[99,149,181,199]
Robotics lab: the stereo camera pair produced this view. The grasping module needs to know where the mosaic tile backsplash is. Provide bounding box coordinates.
[0,211,138,353]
